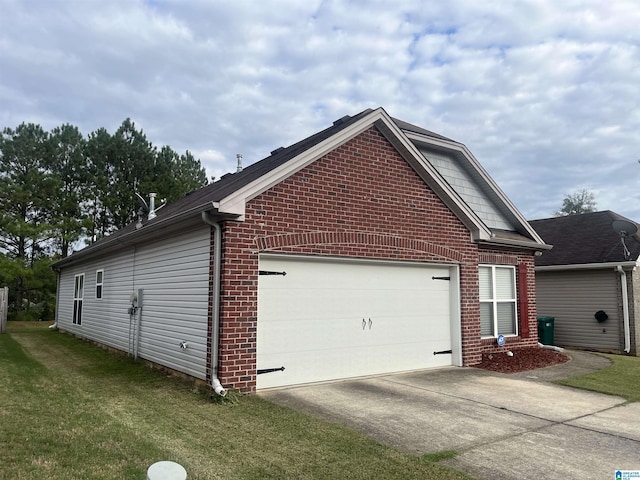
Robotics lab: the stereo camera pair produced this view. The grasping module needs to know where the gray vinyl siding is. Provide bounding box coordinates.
[420,147,513,230]
[57,251,134,352]
[536,269,622,351]
[133,228,211,379]
[57,225,211,379]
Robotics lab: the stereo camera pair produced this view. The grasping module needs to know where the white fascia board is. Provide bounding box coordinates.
[405,131,547,247]
[536,260,639,271]
[217,108,389,217]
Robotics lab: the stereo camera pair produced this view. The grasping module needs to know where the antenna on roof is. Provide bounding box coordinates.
[612,219,638,260]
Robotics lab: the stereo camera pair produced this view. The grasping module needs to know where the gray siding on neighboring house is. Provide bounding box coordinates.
[57,225,211,379]
[630,268,640,356]
[536,269,622,351]
[420,147,513,230]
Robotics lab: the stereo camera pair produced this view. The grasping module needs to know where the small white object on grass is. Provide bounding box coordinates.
[147,461,187,480]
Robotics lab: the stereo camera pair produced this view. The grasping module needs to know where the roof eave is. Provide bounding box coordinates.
[52,201,236,269]
[479,237,553,252]
[536,260,640,271]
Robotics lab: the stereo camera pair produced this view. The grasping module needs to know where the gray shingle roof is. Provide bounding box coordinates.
[529,211,640,266]
[54,107,540,269]
[55,109,378,266]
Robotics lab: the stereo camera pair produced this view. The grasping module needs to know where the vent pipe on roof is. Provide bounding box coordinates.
[236,153,243,173]
[148,193,157,220]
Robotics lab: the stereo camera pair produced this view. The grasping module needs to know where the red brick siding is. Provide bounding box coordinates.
[213,126,536,392]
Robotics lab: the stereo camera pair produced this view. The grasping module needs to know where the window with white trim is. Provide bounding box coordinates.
[73,274,84,325]
[95,269,104,300]
[479,265,517,337]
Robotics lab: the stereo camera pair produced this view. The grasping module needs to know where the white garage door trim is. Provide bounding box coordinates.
[257,254,461,389]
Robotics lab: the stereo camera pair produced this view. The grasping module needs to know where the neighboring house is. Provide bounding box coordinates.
[52,107,549,393]
[530,211,640,355]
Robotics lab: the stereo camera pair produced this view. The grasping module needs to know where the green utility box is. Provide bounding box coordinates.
[537,316,555,345]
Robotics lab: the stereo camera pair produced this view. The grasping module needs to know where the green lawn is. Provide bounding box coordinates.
[556,352,640,402]
[0,322,473,480]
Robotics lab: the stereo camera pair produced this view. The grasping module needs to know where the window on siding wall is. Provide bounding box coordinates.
[95,270,104,299]
[73,274,84,325]
[479,265,517,337]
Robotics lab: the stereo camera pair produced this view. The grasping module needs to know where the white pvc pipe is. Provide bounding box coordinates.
[212,378,226,397]
[617,266,631,353]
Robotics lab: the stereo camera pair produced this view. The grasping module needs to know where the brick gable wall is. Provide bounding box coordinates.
[212,126,536,392]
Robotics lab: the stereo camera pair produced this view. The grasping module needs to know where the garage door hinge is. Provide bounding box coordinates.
[432,276,450,281]
[259,270,287,276]
[433,350,452,355]
[257,366,286,375]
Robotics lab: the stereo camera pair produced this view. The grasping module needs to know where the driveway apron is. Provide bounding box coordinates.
[261,364,640,480]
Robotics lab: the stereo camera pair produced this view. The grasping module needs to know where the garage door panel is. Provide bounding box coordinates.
[257,255,455,389]
[260,286,369,320]
[258,316,366,355]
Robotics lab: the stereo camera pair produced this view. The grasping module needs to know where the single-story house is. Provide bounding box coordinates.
[530,211,640,355]
[52,107,550,393]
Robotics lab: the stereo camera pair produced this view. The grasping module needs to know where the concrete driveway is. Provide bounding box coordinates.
[261,352,640,480]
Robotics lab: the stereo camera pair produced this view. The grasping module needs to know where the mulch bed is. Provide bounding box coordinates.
[476,346,570,373]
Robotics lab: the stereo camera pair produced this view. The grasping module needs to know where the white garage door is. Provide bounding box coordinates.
[257,255,459,389]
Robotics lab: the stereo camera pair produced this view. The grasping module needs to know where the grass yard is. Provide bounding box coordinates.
[0,322,473,480]
[556,352,640,402]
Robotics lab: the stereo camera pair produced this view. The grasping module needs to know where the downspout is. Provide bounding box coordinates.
[617,266,631,354]
[202,211,227,396]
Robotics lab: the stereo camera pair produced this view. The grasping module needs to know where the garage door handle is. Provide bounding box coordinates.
[368,318,372,329]
[362,318,366,330]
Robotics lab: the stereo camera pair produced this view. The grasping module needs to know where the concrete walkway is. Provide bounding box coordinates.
[261,351,640,480]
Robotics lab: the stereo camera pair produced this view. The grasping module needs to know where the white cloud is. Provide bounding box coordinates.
[1,0,640,221]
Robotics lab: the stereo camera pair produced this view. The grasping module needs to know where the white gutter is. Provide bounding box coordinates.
[202,211,227,396]
[53,201,222,269]
[617,266,632,354]
[536,260,639,272]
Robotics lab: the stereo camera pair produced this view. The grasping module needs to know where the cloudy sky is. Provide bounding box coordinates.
[1,0,639,221]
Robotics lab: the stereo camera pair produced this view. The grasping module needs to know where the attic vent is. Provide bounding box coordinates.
[333,115,351,126]
[271,147,285,155]
[220,172,233,180]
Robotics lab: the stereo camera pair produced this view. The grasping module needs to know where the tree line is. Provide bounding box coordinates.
[0,119,209,321]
